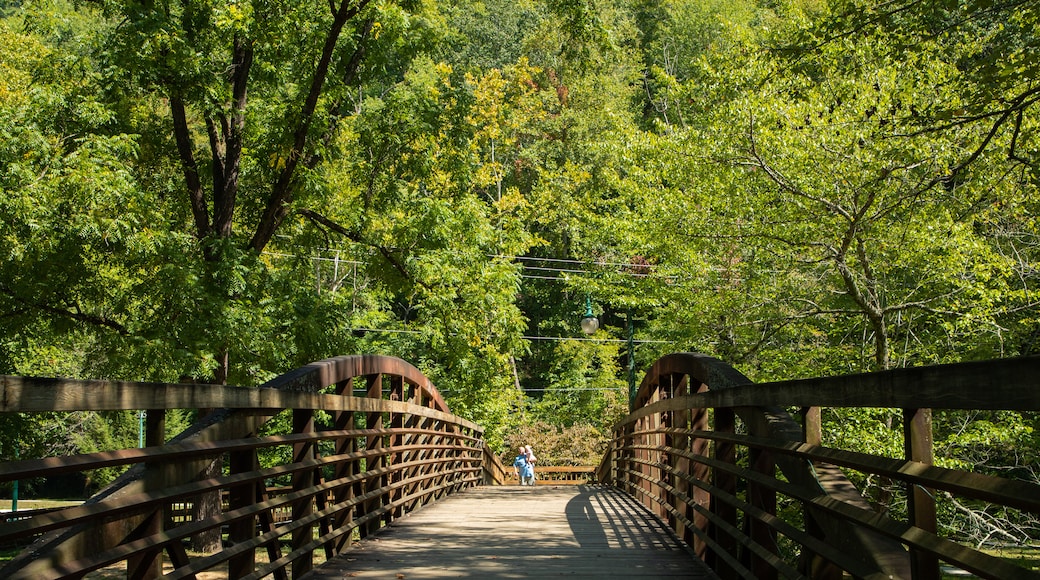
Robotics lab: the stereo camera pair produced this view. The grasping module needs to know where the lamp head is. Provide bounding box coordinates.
[580,294,598,334]
[580,315,599,334]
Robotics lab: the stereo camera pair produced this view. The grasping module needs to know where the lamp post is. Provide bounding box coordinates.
[580,296,636,407]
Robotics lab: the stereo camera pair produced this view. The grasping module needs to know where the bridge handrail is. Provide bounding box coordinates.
[501,465,596,485]
[0,355,493,580]
[624,355,1040,417]
[601,352,1040,580]
[481,443,509,485]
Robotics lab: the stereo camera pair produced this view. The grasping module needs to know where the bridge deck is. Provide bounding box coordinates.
[303,485,717,579]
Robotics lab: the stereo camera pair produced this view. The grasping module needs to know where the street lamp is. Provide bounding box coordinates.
[579,295,636,407]
[580,295,599,334]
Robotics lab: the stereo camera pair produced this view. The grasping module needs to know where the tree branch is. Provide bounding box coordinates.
[0,283,129,335]
[745,115,854,221]
[250,0,372,253]
[297,208,430,289]
[170,93,210,240]
[213,34,253,239]
[307,18,375,170]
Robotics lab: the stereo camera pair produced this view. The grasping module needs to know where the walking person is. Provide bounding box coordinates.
[524,445,537,483]
[512,446,534,486]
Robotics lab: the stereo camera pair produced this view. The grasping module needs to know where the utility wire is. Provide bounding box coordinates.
[343,326,672,344]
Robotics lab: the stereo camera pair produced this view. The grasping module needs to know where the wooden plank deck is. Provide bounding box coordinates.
[303,485,718,579]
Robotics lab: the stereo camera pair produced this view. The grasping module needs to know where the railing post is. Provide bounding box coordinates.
[747,445,777,580]
[331,377,356,554]
[672,376,692,545]
[624,417,635,494]
[711,407,738,579]
[189,406,224,555]
[291,407,316,577]
[127,409,166,580]
[362,373,384,538]
[448,421,465,493]
[801,406,821,447]
[688,381,711,557]
[640,403,654,514]
[389,376,405,520]
[904,407,939,580]
[616,423,629,490]
[401,384,423,507]
[799,406,842,579]
[660,376,674,526]
[228,448,258,579]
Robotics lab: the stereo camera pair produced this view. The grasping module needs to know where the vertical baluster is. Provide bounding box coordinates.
[128,409,167,580]
[640,403,652,513]
[711,407,738,579]
[228,447,258,579]
[661,374,675,527]
[800,407,840,579]
[672,376,692,545]
[904,407,939,580]
[400,383,420,511]
[688,381,711,557]
[330,377,355,555]
[747,444,777,580]
[388,376,405,521]
[291,407,315,577]
[362,374,383,538]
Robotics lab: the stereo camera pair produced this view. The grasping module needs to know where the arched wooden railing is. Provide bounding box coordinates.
[598,353,1040,580]
[0,355,506,579]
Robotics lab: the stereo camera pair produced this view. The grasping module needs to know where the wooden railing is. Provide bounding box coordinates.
[0,355,505,579]
[502,465,596,485]
[598,353,1040,580]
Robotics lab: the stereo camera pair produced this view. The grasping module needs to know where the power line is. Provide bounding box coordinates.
[265,251,362,265]
[268,245,658,277]
[329,327,673,345]
[522,335,671,344]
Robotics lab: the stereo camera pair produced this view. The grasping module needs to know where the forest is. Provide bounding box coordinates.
[0,0,1037,540]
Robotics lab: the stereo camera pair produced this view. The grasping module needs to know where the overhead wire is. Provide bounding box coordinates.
[340,326,671,345]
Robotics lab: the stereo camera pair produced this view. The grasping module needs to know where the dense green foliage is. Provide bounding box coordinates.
[1,0,1037,534]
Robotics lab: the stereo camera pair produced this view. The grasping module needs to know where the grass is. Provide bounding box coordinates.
[989,545,1040,572]
[3,499,82,511]
[940,545,1040,578]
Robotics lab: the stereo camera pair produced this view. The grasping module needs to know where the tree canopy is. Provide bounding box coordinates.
[1,0,1037,480]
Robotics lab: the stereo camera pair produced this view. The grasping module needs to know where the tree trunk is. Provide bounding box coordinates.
[191,455,224,553]
[868,311,890,371]
[192,349,228,553]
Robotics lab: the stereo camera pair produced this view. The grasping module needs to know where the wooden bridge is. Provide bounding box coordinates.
[0,353,1038,579]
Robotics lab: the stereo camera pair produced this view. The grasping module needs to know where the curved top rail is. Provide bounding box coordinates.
[260,354,452,413]
[620,355,1040,431]
[0,355,459,420]
[630,352,751,412]
[627,353,1040,418]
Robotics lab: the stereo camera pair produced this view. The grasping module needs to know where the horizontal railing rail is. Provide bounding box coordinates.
[502,465,596,485]
[600,353,1040,580]
[0,355,495,580]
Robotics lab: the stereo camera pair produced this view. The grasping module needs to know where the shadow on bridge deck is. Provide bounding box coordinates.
[302,485,716,579]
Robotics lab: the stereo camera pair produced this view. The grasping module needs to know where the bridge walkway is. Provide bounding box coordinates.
[303,485,717,579]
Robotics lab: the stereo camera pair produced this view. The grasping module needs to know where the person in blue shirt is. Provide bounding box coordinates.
[512,446,534,485]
